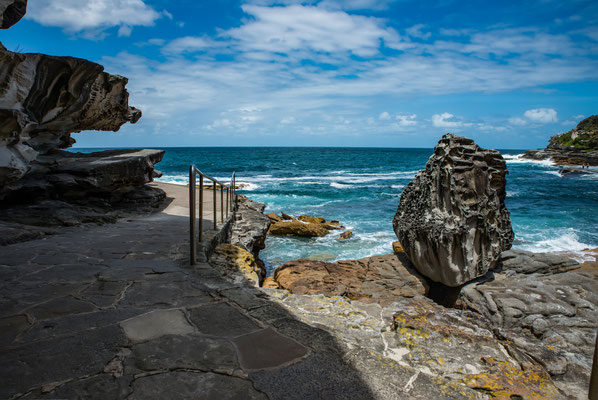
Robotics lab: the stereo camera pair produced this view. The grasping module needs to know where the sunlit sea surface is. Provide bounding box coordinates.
[74,147,598,275]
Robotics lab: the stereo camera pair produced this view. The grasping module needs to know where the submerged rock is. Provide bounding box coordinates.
[393,134,514,286]
[338,231,352,240]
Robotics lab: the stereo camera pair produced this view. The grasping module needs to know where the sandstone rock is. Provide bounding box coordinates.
[273,254,428,306]
[269,213,343,238]
[266,212,282,224]
[209,244,265,287]
[268,219,329,237]
[393,134,514,286]
[0,0,26,29]
[391,241,404,253]
[297,215,325,224]
[231,197,270,255]
[262,277,279,289]
[338,231,352,240]
[0,45,141,190]
[306,252,334,261]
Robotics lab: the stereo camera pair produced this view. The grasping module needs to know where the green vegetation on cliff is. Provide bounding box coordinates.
[548,115,598,151]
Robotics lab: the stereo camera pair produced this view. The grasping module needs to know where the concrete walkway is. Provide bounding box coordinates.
[0,183,381,399]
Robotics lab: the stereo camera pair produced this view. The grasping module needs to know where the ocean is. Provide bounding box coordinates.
[75,147,598,275]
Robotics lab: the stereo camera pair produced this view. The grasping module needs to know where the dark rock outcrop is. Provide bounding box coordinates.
[273,253,428,306]
[393,134,514,287]
[0,44,141,190]
[0,0,26,29]
[523,115,598,166]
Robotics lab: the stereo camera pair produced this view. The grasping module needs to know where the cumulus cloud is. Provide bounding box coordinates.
[379,111,391,120]
[523,108,558,123]
[395,114,417,127]
[27,0,163,36]
[432,113,466,128]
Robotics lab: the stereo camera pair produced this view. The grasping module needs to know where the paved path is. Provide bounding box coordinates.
[0,183,379,399]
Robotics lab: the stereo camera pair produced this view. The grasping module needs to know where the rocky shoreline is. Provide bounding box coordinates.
[523,115,598,167]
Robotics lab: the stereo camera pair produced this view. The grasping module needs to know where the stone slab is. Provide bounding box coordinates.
[188,302,261,338]
[120,309,194,342]
[233,327,309,370]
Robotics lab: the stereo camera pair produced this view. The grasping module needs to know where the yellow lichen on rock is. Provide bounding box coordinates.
[209,244,264,287]
[459,357,563,400]
[392,241,405,253]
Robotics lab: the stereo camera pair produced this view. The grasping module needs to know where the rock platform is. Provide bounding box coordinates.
[0,182,480,399]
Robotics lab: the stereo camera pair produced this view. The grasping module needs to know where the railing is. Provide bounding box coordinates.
[189,165,237,265]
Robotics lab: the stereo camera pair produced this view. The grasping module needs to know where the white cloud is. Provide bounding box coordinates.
[379,111,391,120]
[225,5,404,57]
[432,112,466,128]
[395,114,417,127]
[27,0,163,36]
[406,24,431,40]
[281,116,296,124]
[523,108,558,123]
[162,36,214,55]
[508,117,528,126]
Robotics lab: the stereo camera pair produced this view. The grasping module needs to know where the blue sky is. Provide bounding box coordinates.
[2,0,597,149]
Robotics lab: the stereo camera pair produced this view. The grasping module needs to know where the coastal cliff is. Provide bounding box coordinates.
[523,115,598,166]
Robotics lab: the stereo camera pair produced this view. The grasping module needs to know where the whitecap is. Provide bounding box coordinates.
[330,182,353,189]
[391,184,405,189]
[514,230,592,255]
[503,154,555,167]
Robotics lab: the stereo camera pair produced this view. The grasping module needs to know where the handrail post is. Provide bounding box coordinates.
[213,180,217,230]
[590,328,598,400]
[226,187,229,217]
[220,184,224,222]
[199,175,203,243]
[189,166,196,265]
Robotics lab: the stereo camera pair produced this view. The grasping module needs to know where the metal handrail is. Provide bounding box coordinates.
[189,165,237,265]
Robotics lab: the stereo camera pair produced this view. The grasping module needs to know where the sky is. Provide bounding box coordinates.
[2,0,597,149]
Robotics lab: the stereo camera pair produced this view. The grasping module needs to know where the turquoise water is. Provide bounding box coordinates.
[74,147,598,275]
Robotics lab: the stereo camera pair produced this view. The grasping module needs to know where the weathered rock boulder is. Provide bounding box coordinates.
[230,196,270,276]
[273,254,428,306]
[0,0,26,29]
[393,134,514,286]
[0,44,141,190]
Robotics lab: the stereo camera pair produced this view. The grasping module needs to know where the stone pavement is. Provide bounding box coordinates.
[0,183,480,399]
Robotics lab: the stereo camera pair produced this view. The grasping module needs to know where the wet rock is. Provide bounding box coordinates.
[209,244,265,287]
[393,134,514,286]
[268,213,343,238]
[273,253,428,306]
[269,219,329,237]
[338,231,352,240]
[0,0,26,29]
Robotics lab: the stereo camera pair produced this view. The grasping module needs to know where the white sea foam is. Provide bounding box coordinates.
[330,182,353,189]
[542,170,562,177]
[514,231,591,255]
[155,175,187,185]
[503,154,555,167]
[391,184,405,189]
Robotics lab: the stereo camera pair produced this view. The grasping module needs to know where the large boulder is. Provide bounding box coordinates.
[393,134,514,286]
